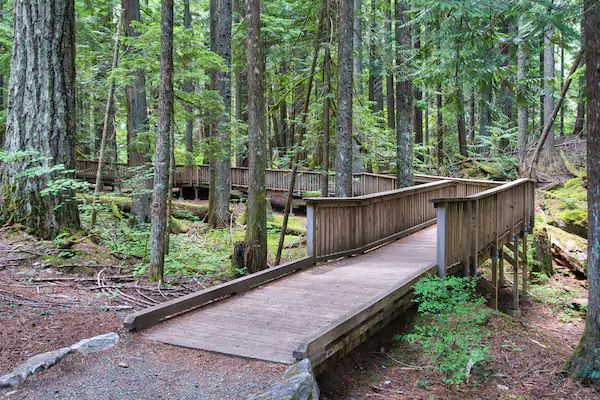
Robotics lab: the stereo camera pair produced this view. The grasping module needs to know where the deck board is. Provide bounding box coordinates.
[145,226,437,364]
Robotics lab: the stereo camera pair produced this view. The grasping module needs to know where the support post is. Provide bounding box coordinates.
[436,205,447,278]
[522,233,528,297]
[509,234,521,317]
[194,186,199,201]
[492,247,499,310]
[306,203,316,258]
[179,187,183,200]
[469,200,478,277]
[499,246,505,287]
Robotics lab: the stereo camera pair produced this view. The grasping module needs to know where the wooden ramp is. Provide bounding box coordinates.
[144,227,437,364]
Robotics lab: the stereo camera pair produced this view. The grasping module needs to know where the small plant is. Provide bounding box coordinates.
[404,275,491,386]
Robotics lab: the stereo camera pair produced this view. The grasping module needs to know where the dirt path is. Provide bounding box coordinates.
[1,333,285,400]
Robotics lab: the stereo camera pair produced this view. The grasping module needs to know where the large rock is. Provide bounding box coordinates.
[248,359,319,400]
[71,332,119,355]
[0,332,119,388]
[0,347,72,388]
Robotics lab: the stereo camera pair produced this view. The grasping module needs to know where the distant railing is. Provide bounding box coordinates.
[75,160,502,197]
[432,178,535,277]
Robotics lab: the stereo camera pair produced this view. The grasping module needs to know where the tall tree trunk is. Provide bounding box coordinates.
[542,25,556,163]
[395,0,413,188]
[352,0,363,173]
[234,0,248,167]
[149,0,174,281]
[414,33,423,151]
[517,15,528,168]
[123,0,152,226]
[335,0,354,197]
[242,0,267,273]
[454,21,466,158]
[560,29,565,137]
[208,0,233,228]
[574,23,586,137]
[385,0,394,130]
[0,0,80,238]
[567,0,600,378]
[91,10,123,228]
[436,85,443,166]
[207,0,219,220]
[539,40,544,135]
[321,0,332,197]
[468,89,475,146]
[184,0,195,165]
[368,0,383,112]
[479,83,492,151]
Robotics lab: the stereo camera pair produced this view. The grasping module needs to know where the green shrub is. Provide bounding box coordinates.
[403,275,491,386]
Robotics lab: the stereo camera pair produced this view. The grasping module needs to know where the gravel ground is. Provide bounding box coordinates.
[1,332,287,400]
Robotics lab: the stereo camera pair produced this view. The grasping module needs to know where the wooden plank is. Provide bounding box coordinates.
[124,256,315,331]
[294,264,437,361]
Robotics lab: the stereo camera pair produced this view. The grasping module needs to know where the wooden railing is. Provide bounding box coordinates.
[76,160,502,197]
[432,178,535,277]
[304,181,454,262]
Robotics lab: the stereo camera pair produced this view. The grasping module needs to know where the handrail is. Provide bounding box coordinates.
[305,180,456,262]
[432,178,535,277]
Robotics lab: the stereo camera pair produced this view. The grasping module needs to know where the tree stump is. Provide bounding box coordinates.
[533,229,554,276]
[233,240,267,275]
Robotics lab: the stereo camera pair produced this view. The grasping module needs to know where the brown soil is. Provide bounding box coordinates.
[318,276,600,400]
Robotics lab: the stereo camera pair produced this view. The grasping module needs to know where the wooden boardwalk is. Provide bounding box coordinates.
[125,177,535,369]
[144,227,437,364]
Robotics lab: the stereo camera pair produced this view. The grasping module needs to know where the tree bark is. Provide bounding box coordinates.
[368,0,383,112]
[352,0,363,173]
[436,85,443,166]
[90,10,123,228]
[0,0,80,238]
[574,22,586,137]
[184,0,195,165]
[541,25,556,163]
[567,0,600,378]
[243,0,267,273]
[385,0,395,130]
[123,0,152,226]
[149,0,174,281]
[321,0,332,198]
[335,0,354,197]
[208,0,233,228]
[395,0,413,188]
[517,15,528,168]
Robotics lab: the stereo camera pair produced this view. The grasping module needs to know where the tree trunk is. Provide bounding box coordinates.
[321,0,332,198]
[517,15,528,168]
[395,0,413,188]
[560,30,565,137]
[479,83,491,145]
[123,0,152,226]
[385,0,395,130]
[567,0,600,378]
[574,23,586,137]
[208,0,233,228]
[184,0,195,165]
[90,10,123,228]
[207,0,219,221]
[352,0,363,173]
[368,0,383,112]
[541,25,556,163]
[242,0,267,273]
[335,0,354,197]
[414,33,423,151]
[149,0,174,281]
[0,0,80,238]
[436,85,443,166]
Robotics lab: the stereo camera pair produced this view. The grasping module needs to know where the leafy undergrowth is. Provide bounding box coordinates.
[318,284,598,399]
[78,197,306,279]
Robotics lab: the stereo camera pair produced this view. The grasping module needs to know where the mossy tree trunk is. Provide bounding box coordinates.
[394,0,413,189]
[123,0,152,226]
[567,0,600,379]
[0,0,80,239]
[149,0,174,281]
[241,0,267,274]
[335,0,353,197]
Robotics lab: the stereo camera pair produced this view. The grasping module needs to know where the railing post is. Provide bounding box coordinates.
[306,203,316,258]
[436,204,447,278]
